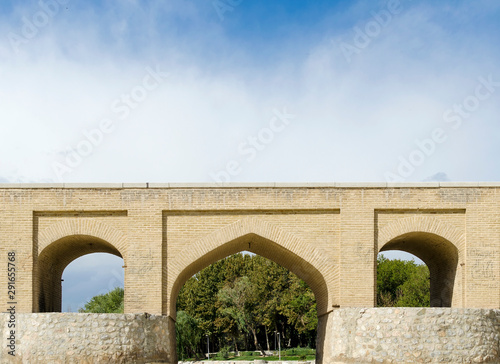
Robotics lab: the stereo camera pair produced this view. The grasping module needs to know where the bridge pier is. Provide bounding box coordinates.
[0,313,172,363]
[326,307,500,363]
[3,308,500,363]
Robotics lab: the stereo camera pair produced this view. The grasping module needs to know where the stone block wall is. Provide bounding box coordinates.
[2,309,500,363]
[0,313,172,363]
[327,308,500,363]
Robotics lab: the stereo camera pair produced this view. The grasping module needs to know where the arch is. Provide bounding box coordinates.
[37,219,128,256]
[168,218,336,318]
[378,216,465,252]
[378,217,464,307]
[35,220,127,313]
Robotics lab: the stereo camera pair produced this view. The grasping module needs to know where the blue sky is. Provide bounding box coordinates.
[1,0,499,184]
[1,0,499,310]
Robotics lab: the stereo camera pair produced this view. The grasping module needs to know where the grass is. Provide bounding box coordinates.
[200,349,315,362]
[204,355,315,361]
[259,355,315,361]
[180,348,316,362]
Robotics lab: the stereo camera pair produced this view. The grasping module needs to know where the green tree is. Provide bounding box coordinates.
[177,253,251,354]
[78,287,124,313]
[177,259,226,336]
[176,311,203,360]
[396,264,430,307]
[248,256,290,351]
[279,277,317,347]
[218,275,265,354]
[377,256,430,307]
[176,253,319,355]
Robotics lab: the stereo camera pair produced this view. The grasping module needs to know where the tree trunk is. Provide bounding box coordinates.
[190,345,201,361]
[233,337,239,355]
[280,321,287,348]
[265,327,270,352]
[251,326,265,356]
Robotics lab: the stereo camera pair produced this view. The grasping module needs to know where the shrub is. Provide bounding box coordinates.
[216,346,230,360]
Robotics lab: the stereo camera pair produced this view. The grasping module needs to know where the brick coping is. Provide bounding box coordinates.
[0,182,499,189]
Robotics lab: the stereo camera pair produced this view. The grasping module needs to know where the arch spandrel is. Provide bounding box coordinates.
[167,217,338,318]
[377,216,465,254]
[38,219,128,259]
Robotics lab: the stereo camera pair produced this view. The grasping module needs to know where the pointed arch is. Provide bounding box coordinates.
[167,217,337,318]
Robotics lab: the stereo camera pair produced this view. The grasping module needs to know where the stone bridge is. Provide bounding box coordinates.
[1,183,499,363]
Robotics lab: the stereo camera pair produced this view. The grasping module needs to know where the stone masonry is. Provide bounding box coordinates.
[328,308,500,363]
[0,313,172,363]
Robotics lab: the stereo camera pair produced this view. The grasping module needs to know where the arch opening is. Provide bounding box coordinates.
[62,253,124,312]
[170,233,329,318]
[176,252,318,361]
[379,232,459,307]
[170,233,329,362]
[36,234,123,312]
[376,251,430,307]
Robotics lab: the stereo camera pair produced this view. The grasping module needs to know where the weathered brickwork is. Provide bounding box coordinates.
[0,182,499,363]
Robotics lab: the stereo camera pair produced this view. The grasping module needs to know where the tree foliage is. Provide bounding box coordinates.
[176,311,203,360]
[78,287,124,313]
[280,278,318,334]
[377,255,430,307]
[79,254,431,358]
[176,253,318,357]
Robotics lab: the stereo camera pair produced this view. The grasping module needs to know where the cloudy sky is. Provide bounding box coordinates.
[1,0,499,310]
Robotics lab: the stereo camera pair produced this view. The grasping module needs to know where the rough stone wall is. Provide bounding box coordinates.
[0,313,171,363]
[327,308,500,363]
[2,309,500,364]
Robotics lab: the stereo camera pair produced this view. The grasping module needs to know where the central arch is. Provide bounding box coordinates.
[168,218,335,363]
[170,233,329,315]
[169,219,333,317]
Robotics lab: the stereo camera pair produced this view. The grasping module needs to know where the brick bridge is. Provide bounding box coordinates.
[1,183,499,363]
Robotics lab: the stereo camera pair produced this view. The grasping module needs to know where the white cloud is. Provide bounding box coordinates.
[0,2,499,185]
[1,1,499,302]
[62,253,124,312]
